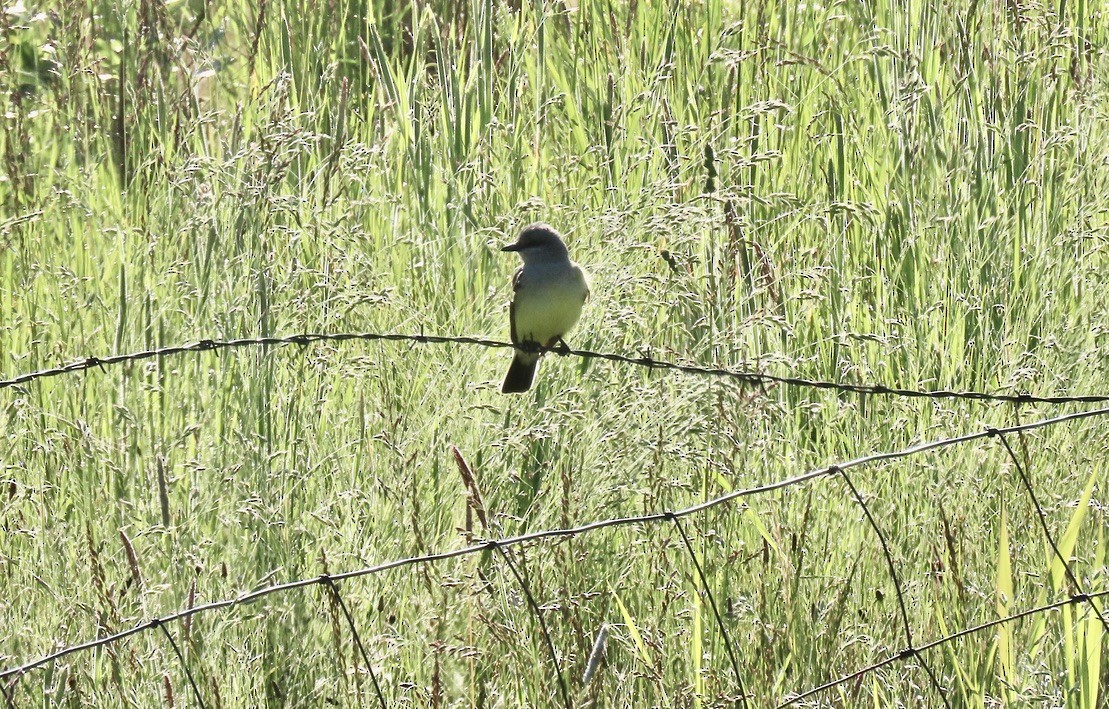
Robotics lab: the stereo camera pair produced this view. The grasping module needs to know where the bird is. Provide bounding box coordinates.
[500,223,590,394]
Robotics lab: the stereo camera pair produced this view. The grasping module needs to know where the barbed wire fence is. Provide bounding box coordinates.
[2,332,1107,707]
[7,331,1109,405]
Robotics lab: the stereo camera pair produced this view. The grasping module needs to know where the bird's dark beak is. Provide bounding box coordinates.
[501,243,522,252]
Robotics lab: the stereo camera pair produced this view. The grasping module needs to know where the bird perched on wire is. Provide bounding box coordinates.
[500,223,590,394]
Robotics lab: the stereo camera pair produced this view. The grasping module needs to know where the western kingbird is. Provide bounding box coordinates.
[500,223,590,394]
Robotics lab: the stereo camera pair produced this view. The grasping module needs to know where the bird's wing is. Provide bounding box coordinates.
[509,266,525,344]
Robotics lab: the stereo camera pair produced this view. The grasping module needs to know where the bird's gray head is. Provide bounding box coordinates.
[501,223,570,263]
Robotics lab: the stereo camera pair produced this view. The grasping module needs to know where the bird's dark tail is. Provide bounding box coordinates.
[501,354,539,393]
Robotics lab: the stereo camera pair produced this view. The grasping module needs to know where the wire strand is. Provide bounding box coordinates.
[2,331,1106,406]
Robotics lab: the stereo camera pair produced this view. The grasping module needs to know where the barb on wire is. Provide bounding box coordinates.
[779,588,1109,707]
[836,469,950,708]
[2,331,1107,406]
[989,430,1109,632]
[492,544,571,709]
[321,576,388,708]
[3,406,1109,704]
[669,513,749,707]
[154,619,206,709]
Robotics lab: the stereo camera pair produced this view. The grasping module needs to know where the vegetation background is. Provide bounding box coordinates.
[1,0,1107,706]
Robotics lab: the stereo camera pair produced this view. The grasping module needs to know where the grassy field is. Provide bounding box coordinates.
[2,0,1108,706]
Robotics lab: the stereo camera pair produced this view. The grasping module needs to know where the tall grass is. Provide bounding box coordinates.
[2,0,1108,705]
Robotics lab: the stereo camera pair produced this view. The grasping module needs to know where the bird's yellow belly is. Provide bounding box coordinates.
[513,277,586,345]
